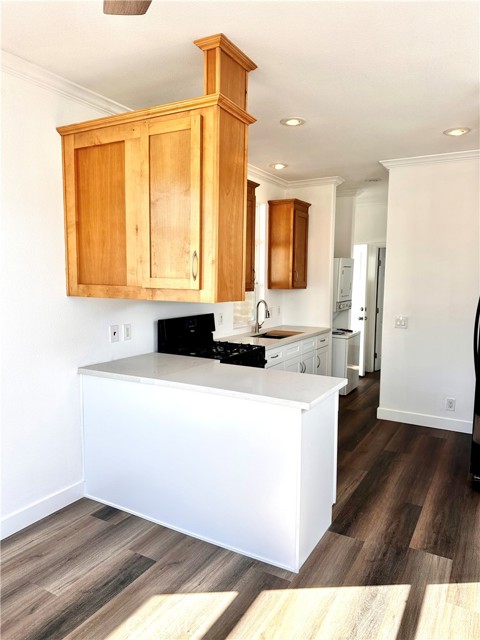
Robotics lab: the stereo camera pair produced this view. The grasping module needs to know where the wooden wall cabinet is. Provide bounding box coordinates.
[57,35,256,303]
[268,199,310,289]
[245,180,259,291]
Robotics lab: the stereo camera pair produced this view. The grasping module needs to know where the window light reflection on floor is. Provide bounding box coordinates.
[104,582,480,639]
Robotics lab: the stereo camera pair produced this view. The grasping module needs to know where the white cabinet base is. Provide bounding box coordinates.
[81,375,339,573]
[332,332,360,395]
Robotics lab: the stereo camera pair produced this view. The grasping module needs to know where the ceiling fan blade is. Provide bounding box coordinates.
[103,0,152,15]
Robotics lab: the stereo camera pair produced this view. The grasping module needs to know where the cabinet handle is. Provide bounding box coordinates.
[301,361,306,373]
[270,354,280,359]
[192,250,198,281]
[319,338,326,343]
[317,355,320,368]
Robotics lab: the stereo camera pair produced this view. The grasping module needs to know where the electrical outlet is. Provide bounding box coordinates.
[218,313,223,326]
[123,324,132,341]
[394,315,408,329]
[445,397,456,411]
[109,325,120,343]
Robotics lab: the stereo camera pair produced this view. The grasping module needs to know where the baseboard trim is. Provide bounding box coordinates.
[377,407,471,434]
[1,482,84,540]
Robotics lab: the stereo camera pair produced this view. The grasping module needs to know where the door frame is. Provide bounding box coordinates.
[364,242,386,373]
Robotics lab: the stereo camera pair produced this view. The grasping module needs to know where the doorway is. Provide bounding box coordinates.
[352,243,386,374]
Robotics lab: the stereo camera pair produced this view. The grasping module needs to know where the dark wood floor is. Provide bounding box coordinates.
[2,373,479,639]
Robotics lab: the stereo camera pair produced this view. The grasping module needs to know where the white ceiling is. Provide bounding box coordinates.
[2,0,479,189]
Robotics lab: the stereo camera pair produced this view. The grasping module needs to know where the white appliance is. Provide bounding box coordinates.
[332,330,360,395]
[333,258,354,311]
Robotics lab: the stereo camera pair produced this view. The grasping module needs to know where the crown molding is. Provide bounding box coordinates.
[288,176,345,188]
[247,165,289,187]
[337,188,363,198]
[1,50,131,116]
[248,165,345,189]
[380,149,479,169]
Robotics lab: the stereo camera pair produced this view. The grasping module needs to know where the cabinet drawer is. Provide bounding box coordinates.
[283,341,302,359]
[316,333,330,348]
[301,337,316,354]
[266,340,301,367]
[265,346,285,367]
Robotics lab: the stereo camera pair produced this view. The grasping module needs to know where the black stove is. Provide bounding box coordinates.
[157,313,266,368]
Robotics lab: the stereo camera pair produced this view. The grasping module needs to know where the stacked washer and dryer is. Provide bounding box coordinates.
[332,258,360,395]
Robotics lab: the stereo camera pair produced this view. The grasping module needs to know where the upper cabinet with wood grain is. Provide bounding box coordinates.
[57,34,256,303]
[245,180,259,291]
[268,199,310,289]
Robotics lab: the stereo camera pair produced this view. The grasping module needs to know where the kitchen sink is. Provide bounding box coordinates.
[250,330,302,339]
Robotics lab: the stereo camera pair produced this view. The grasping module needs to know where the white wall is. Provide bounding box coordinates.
[245,170,287,329]
[378,151,479,432]
[334,192,356,258]
[281,180,341,327]
[0,56,233,537]
[354,183,388,245]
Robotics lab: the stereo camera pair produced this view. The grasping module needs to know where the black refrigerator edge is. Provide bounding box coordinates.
[471,296,480,490]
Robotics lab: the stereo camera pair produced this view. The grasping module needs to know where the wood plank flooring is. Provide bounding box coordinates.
[2,372,479,639]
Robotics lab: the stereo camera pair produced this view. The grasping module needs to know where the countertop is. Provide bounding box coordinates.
[79,352,346,410]
[220,325,331,350]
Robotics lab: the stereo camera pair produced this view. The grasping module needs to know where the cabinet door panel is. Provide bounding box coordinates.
[75,142,127,286]
[69,127,143,292]
[315,346,329,376]
[268,199,309,289]
[245,181,259,291]
[293,209,308,288]
[144,115,202,290]
[302,352,316,374]
[284,353,304,373]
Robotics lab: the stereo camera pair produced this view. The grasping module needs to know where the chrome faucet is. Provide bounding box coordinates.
[255,299,271,334]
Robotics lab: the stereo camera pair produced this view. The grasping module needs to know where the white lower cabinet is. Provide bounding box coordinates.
[284,353,304,373]
[302,351,316,374]
[265,331,331,375]
[315,346,329,375]
[268,361,286,370]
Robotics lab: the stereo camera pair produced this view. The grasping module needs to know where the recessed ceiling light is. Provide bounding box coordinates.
[443,127,471,136]
[270,163,288,170]
[365,178,382,182]
[280,117,305,127]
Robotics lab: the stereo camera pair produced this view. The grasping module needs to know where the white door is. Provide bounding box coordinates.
[351,244,368,376]
[374,248,386,371]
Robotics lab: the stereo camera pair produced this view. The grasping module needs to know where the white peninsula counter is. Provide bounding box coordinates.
[79,353,346,572]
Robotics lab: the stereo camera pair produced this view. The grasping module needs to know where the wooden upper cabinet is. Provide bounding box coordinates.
[143,115,202,290]
[57,35,256,303]
[62,122,144,296]
[245,180,259,292]
[268,199,310,289]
